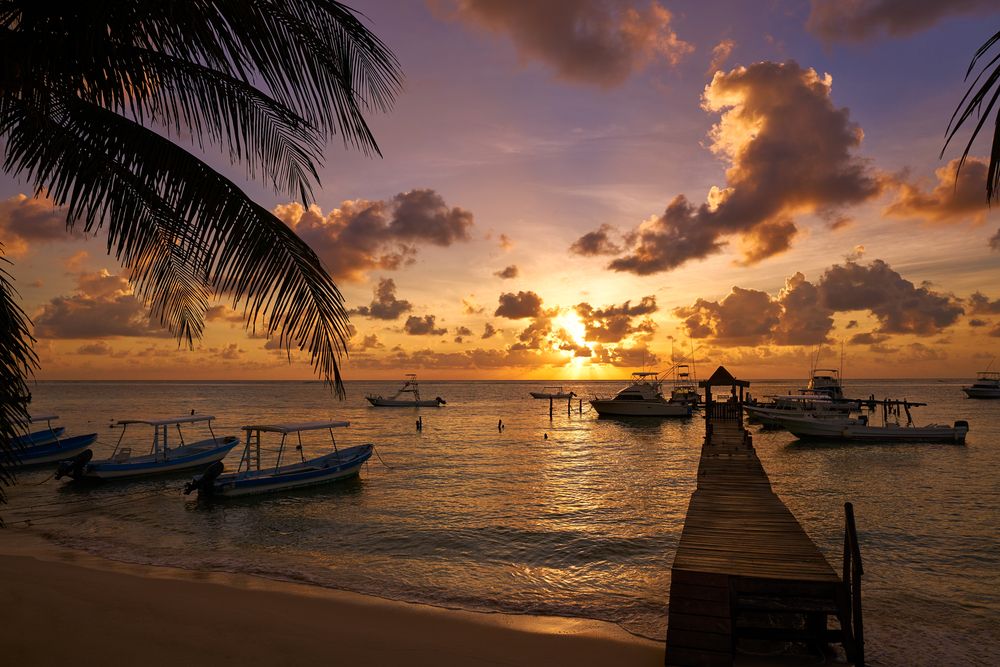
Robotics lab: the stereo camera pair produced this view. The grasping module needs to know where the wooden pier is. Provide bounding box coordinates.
[665,367,864,666]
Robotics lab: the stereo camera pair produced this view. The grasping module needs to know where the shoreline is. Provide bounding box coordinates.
[0,528,663,666]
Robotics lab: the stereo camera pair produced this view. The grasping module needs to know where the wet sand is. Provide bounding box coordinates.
[0,530,663,666]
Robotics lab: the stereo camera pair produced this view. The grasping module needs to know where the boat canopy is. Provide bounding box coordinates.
[117,415,216,427]
[241,421,350,434]
[632,371,660,378]
[29,414,59,423]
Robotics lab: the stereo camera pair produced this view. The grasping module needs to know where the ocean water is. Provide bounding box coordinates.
[4,379,999,666]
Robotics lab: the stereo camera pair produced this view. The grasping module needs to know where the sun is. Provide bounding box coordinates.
[553,312,588,348]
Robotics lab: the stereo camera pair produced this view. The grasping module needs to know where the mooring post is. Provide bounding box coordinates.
[549,397,553,418]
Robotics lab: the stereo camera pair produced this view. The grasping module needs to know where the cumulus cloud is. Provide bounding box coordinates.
[76,341,114,355]
[568,224,623,256]
[482,322,498,339]
[674,259,962,346]
[575,296,657,343]
[0,194,76,256]
[884,158,991,224]
[34,270,169,339]
[462,296,485,315]
[205,305,245,323]
[494,265,519,279]
[968,291,1000,315]
[352,278,413,320]
[807,0,999,43]
[357,333,384,350]
[454,325,473,343]
[434,0,692,87]
[576,61,880,273]
[404,315,448,336]
[274,189,473,282]
[495,290,544,319]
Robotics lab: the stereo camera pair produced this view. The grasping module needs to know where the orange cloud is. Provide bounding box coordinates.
[0,194,75,256]
[435,0,692,87]
[883,157,991,224]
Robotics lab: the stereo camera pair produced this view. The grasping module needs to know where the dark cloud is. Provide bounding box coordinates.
[968,291,1000,315]
[569,224,623,256]
[404,315,447,336]
[969,319,989,327]
[205,305,245,323]
[494,265,519,279]
[34,270,169,339]
[454,325,473,343]
[462,297,485,315]
[575,296,657,343]
[592,344,660,368]
[435,0,692,87]
[0,194,78,256]
[807,0,999,43]
[274,189,473,282]
[352,278,413,320]
[884,158,991,225]
[495,290,543,319]
[482,322,498,339]
[849,332,890,345]
[348,345,567,371]
[76,341,114,355]
[675,259,962,346]
[357,334,384,350]
[511,315,552,350]
[585,61,880,274]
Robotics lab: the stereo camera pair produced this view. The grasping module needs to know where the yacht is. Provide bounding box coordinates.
[590,372,692,417]
[366,374,446,407]
[744,393,855,427]
[669,364,701,407]
[962,371,1000,399]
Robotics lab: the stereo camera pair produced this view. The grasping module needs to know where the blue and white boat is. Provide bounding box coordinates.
[185,420,373,498]
[11,415,97,468]
[57,415,238,481]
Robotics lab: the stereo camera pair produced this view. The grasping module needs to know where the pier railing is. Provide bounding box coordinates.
[841,502,865,666]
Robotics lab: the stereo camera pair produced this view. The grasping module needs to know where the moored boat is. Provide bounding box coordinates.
[56,415,238,481]
[669,364,701,407]
[590,372,692,417]
[744,393,855,427]
[962,371,1000,399]
[185,420,372,497]
[529,386,576,399]
[10,415,97,468]
[366,374,445,407]
[769,399,968,443]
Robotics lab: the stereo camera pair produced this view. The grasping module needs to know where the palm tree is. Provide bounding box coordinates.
[944,29,1000,203]
[0,1,401,506]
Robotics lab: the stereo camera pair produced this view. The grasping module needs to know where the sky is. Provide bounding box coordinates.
[2,0,1000,381]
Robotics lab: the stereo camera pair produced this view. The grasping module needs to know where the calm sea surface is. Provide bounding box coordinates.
[4,379,999,666]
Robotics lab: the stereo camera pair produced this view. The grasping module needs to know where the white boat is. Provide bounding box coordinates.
[366,374,445,407]
[11,415,97,468]
[769,400,969,444]
[56,415,239,481]
[590,372,692,417]
[530,386,576,399]
[184,420,372,497]
[745,393,855,427]
[962,371,1000,399]
[807,368,846,400]
[669,364,701,407]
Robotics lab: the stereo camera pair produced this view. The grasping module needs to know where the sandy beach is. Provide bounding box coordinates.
[0,529,663,667]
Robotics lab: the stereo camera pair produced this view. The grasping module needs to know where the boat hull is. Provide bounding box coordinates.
[77,438,239,480]
[774,416,968,443]
[962,387,1000,399]
[530,392,575,399]
[209,445,373,497]
[744,404,852,427]
[590,399,691,417]
[366,397,443,407]
[13,427,66,449]
[12,433,97,467]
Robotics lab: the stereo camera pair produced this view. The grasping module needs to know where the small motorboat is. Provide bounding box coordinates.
[10,415,97,468]
[590,372,692,417]
[769,398,968,444]
[366,374,445,407]
[529,386,576,399]
[56,415,238,481]
[184,420,372,497]
[744,393,855,427]
[962,371,1000,399]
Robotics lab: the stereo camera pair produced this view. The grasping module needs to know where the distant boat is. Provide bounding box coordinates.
[590,372,692,417]
[768,399,968,444]
[366,374,445,407]
[185,420,372,498]
[805,368,846,401]
[962,371,1000,399]
[529,386,576,399]
[11,415,96,468]
[56,415,238,481]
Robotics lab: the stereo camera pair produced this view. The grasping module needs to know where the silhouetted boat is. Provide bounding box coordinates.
[185,420,372,497]
[11,415,96,468]
[529,386,576,399]
[769,399,968,443]
[366,374,445,407]
[590,372,691,417]
[962,371,1000,399]
[56,415,238,481]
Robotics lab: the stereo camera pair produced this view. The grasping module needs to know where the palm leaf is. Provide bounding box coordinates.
[943,29,1000,203]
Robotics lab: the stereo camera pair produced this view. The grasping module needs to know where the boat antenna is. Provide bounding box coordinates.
[840,339,845,384]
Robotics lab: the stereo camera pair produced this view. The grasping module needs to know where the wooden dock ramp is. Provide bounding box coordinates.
[665,367,864,666]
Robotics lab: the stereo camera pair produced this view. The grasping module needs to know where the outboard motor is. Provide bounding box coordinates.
[183,460,224,496]
[436,397,446,405]
[55,449,93,480]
